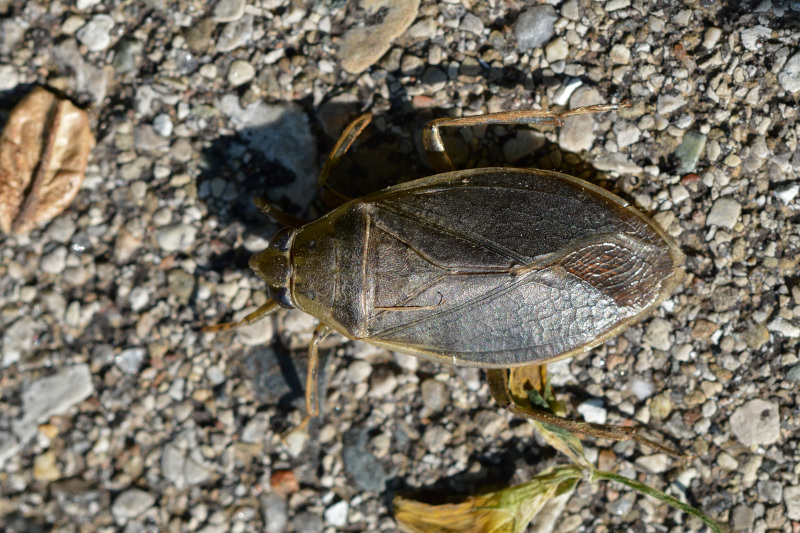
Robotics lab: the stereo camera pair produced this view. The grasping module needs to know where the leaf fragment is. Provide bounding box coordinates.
[0,86,94,235]
[394,465,581,533]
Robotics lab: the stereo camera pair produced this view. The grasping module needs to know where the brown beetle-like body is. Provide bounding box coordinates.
[208,104,684,451]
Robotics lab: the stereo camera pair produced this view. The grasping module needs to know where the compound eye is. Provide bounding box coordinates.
[269,227,294,252]
[270,287,295,309]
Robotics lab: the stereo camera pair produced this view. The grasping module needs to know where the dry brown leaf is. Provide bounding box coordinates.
[0,86,94,235]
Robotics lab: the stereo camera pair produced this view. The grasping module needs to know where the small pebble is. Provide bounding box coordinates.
[577,398,607,424]
[116,347,146,374]
[112,489,156,525]
[420,378,447,412]
[228,59,255,86]
[513,5,557,51]
[76,14,115,52]
[212,0,246,22]
[324,500,349,527]
[656,94,687,115]
[779,52,800,93]
[421,67,447,92]
[785,486,800,520]
[40,247,68,274]
[674,131,707,173]
[422,425,452,453]
[157,224,198,252]
[730,399,780,446]
[706,197,742,229]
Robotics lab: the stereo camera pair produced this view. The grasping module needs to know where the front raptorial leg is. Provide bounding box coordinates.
[422,103,630,173]
[486,368,685,457]
[317,113,372,209]
[201,299,281,332]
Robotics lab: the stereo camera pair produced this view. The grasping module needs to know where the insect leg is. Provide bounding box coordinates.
[487,368,685,457]
[423,103,630,173]
[201,299,281,332]
[252,197,308,228]
[305,323,333,417]
[317,113,372,208]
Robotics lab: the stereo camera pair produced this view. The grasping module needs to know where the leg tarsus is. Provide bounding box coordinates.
[317,113,372,209]
[201,299,280,333]
[423,102,630,173]
[487,368,686,457]
[305,324,333,417]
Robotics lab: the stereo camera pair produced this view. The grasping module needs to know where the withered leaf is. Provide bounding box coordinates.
[0,86,94,235]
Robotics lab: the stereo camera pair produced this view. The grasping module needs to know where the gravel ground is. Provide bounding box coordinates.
[1,0,800,531]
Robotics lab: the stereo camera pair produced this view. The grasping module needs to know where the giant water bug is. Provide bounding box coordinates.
[206,103,685,453]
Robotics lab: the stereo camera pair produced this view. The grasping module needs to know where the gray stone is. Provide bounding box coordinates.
[675,131,707,173]
[740,25,771,51]
[767,317,800,338]
[76,14,114,52]
[513,5,557,51]
[635,453,670,474]
[3,317,38,366]
[706,197,741,228]
[40,247,67,274]
[152,114,173,137]
[112,38,142,74]
[757,479,783,503]
[291,512,323,533]
[134,124,170,151]
[577,397,607,424]
[261,493,288,533]
[216,14,253,53]
[157,224,198,252]
[459,56,481,76]
[779,52,800,93]
[656,94,687,115]
[774,182,799,204]
[212,0,246,22]
[46,217,76,243]
[731,504,755,531]
[13,365,94,443]
[116,347,146,374]
[167,269,196,302]
[421,66,447,92]
[422,425,451,453]
[730,399,780,446]
[643,318,673,351]
[785,485,800,520]
[53,39,108,104]
[324,500,349,527]
[558,88,603,153]
[786,363,800,383]
[459,13,483,35]
[545,37,568,63]
[594,152,643,174]
[420,378,447,412]
[228,59,255,86]
[343,429,388,492]
[503,130,545,162]
[629,377,654,400]
[112,489,155,525]
[613,121,641,149]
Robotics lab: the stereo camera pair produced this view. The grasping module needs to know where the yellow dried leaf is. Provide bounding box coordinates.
[0,86,94,234]
[394,465,581,533]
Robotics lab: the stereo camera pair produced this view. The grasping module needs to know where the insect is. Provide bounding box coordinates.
[207,103,685,451]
